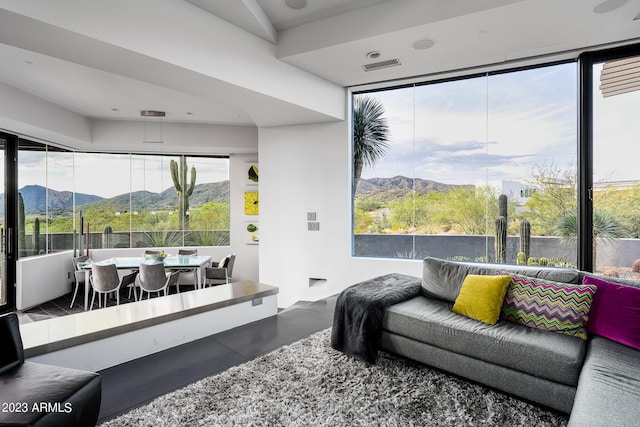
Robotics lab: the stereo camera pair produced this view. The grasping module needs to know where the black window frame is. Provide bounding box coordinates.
[351,42,640,272]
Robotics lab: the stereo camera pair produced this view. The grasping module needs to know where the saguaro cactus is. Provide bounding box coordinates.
[495,216,507,264]
[32,217,41,254]
[18,192,26,257]
[498,194,508,222]
[170,156,196,230]
[102,225,113,249]
[519,219,531,263]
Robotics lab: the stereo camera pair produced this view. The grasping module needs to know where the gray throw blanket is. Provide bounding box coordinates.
[331,273,422,364]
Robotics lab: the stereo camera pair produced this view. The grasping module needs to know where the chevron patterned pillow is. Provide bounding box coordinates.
[501,273,597,340]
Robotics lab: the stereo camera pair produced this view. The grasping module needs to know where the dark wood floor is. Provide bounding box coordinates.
[97,295,337,423]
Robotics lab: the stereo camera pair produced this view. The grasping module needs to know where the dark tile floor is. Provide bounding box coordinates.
[97,295,337,423]
[18,283,199,323]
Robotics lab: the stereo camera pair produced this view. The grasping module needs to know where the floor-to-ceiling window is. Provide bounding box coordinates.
[0,132,17,313]
[353,62,578,268]
[15,143,230,259]
[588,50,640,277]
[0,133,231,312]
[18,142,79,257]
[0,136,6,307]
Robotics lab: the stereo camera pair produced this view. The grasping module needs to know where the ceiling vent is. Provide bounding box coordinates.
[362,58,401,72]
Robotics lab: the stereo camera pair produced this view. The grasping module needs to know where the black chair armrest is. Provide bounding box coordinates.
[0,312,25,375]
[205,267,228,280]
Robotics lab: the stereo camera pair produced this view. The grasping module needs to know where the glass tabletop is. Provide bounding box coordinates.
[84,255,212,269]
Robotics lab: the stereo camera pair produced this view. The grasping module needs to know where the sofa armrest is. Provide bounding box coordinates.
[0,312,25,375]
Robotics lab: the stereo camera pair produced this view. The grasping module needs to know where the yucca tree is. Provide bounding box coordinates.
[353,96,390,195]
[555,209,626,267]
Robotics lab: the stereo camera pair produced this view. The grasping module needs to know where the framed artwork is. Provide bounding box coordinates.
[246,162,259,186]
[245,222,259,245]
[244,191,259,215]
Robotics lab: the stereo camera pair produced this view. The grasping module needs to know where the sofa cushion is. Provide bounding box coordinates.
[421,257,580,303]
[452,275,511,325]
[0,313,24,375]
[582,275,640,350]
[0,361,101,426]
[568,336,640,427]
[383,295,587,386]
[579,271,640,289]
[501,274,596,340]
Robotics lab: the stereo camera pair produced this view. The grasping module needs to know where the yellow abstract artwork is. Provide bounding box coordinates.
[244,191,259,215]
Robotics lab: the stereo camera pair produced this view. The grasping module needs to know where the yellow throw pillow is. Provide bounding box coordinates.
[452,274,511,325]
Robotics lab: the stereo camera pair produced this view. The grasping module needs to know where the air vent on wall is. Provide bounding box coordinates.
[362,58,401,72]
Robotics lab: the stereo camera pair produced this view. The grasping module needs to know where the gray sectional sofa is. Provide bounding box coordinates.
[374,257,640,426]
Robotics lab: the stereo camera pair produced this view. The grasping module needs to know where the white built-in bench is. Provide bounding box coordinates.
[20,281,278,371]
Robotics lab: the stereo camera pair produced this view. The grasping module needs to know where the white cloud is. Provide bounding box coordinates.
[358,62,585,185]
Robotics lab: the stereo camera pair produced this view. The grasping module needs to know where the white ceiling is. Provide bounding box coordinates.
[0,0,639,130]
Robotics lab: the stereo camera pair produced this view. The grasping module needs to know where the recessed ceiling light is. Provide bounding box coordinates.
[366,51,382,60]
[111,108,119,112]
[284,0,308,10]
[186,112,194,115]
[593,0,628,14]
[140,110,166,117]
[412,38,436,51]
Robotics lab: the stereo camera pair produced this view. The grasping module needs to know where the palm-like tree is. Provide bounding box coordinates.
[353,96,390,195]
[555,209,626,267]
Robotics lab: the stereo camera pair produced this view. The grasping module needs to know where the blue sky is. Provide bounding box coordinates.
[359,61,639,186]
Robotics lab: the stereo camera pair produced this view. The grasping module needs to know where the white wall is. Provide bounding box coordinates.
[0,82,92,146]
[229,153,259,281]
[17,252,74,310]
[90,119,258,155]
[259,121,423,308]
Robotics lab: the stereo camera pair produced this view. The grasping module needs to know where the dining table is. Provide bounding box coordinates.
[81,255,212,311]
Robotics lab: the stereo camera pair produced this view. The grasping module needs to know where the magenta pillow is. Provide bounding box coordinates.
[582,275,640,350]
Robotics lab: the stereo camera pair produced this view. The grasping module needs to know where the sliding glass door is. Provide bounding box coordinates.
[0,133,17,313]
[0,137,5,308]
[591,53,640,276]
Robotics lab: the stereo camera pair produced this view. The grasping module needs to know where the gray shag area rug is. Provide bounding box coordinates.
[100,329,568,426]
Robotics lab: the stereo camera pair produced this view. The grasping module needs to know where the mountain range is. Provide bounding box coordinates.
[356,176,473,202]
[2,182,230,214]
[6,176,459,212]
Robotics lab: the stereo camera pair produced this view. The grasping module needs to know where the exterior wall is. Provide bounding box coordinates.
[355,235,578,265]
[355,235,638,267]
